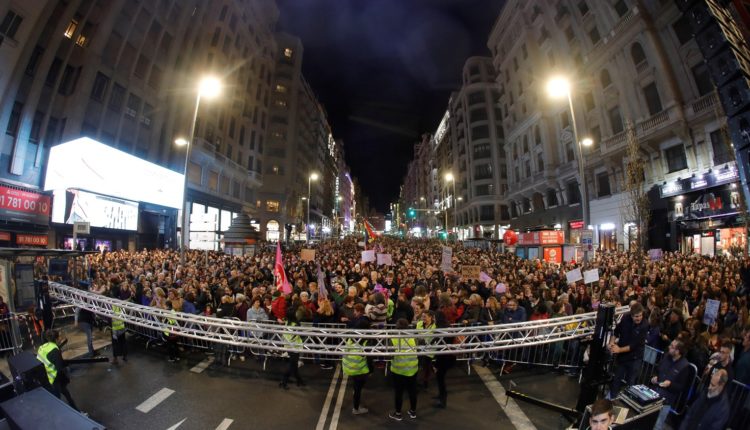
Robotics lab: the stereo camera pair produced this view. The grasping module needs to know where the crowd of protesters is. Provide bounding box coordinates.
[60,237,749,384]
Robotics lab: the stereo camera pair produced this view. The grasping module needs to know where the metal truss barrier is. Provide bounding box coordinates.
[48,282,629,357]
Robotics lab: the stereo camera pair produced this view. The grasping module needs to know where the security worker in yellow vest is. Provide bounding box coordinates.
[343,319,371,415]
[389,318,418,421]
[163,300,180,362]
[37,329,79,411]
[111,290,127,364]
[279,307,305,390]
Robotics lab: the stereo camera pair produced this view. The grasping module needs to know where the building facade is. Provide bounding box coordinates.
[0,0,279,250]
[488,0,740,253]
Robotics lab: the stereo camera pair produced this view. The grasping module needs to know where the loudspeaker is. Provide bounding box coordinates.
[718,76,750,116]
[728,108,750,150]
[6,352,47,394]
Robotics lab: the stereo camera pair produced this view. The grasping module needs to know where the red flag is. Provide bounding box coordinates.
[274,241,292,294]
[364,219,377,242]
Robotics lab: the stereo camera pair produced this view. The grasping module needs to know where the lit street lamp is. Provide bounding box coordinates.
[547,76,593,261]
[176,76,221,267]
[307,172,318,243]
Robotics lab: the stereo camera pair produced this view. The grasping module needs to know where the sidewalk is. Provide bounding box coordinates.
[1,322,112,377]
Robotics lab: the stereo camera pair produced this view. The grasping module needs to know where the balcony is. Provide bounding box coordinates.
[601,130,627,155]
[686,92,718,120]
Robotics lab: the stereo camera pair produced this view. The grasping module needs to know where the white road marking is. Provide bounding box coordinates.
[329,372,348,430]
[165,418,186,430]
[315,364,341,430]
[473,364,537,430]
[190,357,215,373]
[136,387,175,413]
[215,418,234,430]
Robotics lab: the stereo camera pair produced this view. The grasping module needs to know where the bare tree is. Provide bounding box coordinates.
[622,119,651,271]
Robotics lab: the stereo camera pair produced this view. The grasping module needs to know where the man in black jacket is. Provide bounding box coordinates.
[679,369,730,430]
[608,303,648,397]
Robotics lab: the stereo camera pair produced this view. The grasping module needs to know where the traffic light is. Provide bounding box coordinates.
[408,208,416,218]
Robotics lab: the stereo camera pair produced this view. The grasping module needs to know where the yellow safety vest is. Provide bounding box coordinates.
[390,337,418,376]
[283,321,302,349]
[112,305,125,331]
[342,339,369,376]
[163,310,178,336]
[36,341,59,384]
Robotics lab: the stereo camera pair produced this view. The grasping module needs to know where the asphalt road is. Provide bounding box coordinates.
[65,338,580,430]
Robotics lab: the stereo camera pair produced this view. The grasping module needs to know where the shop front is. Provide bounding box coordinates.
[659,162,745,255]
[516,230,565,263]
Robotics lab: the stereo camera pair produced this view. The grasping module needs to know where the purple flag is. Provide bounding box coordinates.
[317,265,328,300]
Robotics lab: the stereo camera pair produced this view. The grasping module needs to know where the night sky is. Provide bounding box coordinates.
[275,0,504,213]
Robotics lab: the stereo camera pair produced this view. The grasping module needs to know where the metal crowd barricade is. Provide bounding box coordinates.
[0,313,23,355]
[635,345,664,385]
[47,282,629,360]
[727,380,750,429]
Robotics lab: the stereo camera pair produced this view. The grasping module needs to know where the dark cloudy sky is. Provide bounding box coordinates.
[275,0,504,212]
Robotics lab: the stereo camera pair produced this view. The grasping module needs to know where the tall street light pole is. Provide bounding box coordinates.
[445,172,455,239]
[548,76,593,261]
[175,76,222,268]
[307,172,318,243]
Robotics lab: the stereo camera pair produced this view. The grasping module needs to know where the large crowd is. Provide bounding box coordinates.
[60,237,749,382]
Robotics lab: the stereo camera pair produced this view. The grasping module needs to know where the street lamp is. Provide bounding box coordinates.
[307,172,318,243]
[176,76,222,267]
[548,76,592,261]
[445,173,456,238]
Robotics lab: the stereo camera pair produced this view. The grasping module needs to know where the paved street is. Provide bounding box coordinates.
[62,336,580,430]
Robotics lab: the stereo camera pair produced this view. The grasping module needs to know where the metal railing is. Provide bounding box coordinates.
[0,314,27,355]
[48,282,629,358]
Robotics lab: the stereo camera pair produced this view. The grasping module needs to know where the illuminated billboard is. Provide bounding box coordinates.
[52,189,139,231]
[44,137,183,209]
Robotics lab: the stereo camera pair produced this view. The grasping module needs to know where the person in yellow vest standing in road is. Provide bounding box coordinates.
[163,300,180,362]
[279,307,305,389]
[343,319,371,415]
[389,318,418,421]
[111,289,128,365]
[37,329,80,411]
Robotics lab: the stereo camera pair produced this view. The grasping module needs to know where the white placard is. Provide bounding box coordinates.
[376,253,393,266]
[440,246,453,272]
[301,249,315,262]
[703,299,720,326]
[583,269,599,284]
[565,268,583,284]
[361,250,376,263]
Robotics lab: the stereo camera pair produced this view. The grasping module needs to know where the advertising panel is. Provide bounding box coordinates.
[518,230,565,245]
[52,189,139,230]
[16,234,48,246]
[660,162,739,198]
[672,187,740,220]
[0,185,51,225]
[544,246,562,264]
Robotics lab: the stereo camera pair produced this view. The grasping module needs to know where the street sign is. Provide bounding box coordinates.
[74,221,90,235]
[580,229,594,245]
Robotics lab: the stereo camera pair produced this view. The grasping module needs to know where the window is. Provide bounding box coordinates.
[266,200,279,212]
[63,19,78,39]
[609,106,624,134]
[480,205,494,221]
[561,111,571,129]
[472,125,489,139]
[522,136,529,153]
[0,9,23,44]
[665,144,688,172]
[140,103,153,127]
[473,143,491,159]
[590,126,601,150]
[25,46,44,76]
[710,130,734,164]
[45,57,62,86]
[284,47,293,58]
[614,0,629,17]
[219,5,228,21]
[525,160,531,177]
[6,101,23,136]
[566,142,575,162]
[522,198,531,213]
[643,82,663,115]
[547,189,559,207]
[692,63,713,96]
[134,54,150,78]
[275,84,287,93]
[474,164,493,180]
[58,65,81,95]
[537,153,544,172]
[125,93,141,118]
[30,111,43,142]
[90,72,110,101]
[600,69,612,88]
[597,172,611,197]
[631,43,647,67]
[475,184,493,196]
[567,181,581,204]
[500,205,510,220]
[588,26,601,45]
[584,92,595,111]
[108,84,125,112]
[672,15,692,45]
